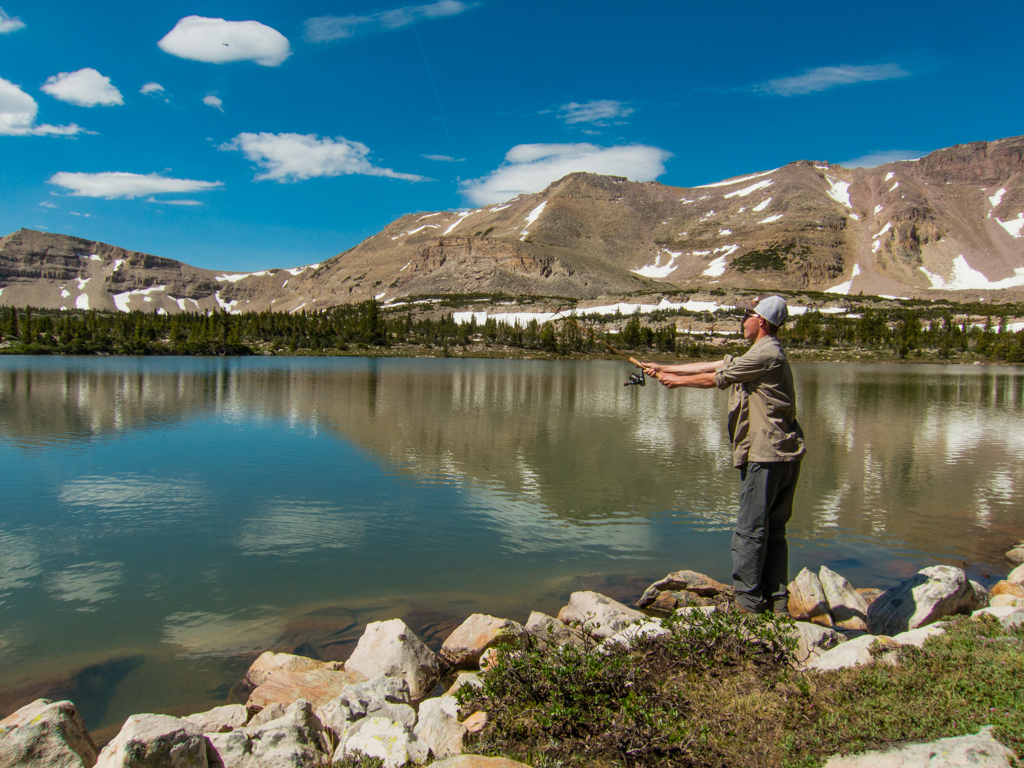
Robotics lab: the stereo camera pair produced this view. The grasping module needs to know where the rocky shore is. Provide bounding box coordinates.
[4,559,1024,768]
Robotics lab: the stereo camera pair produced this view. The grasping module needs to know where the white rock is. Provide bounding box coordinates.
[414,696,466,758]
[989,594,1024,608]
[823,725,1014,767]
[866,566,972,636]
[344,620,441,703]
[556,591,646,639]
[444,671,483,697]
[314,697,355,745]
[1007,563,1024,585]
[524,612,588,649]
[337,676,416,728]
[206,699,329,768]
[891,624,946,648]
[807,634,901,672]
[248,703,287,728]
[184,705,248,734]
[973,605,1023,619]
[244,652,332,688]
[819,566,869,631]
[1000,611,1024,631]
[598,619,667,649]
[788,568,833,627]
[339,716,428,768]
[0,698,98,768]
[96,714,207,768]
[787,622,845,666]
[440,615,529,669]
[958,580,990,612]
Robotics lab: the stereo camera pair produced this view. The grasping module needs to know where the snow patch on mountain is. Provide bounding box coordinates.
[921,255,1024,290]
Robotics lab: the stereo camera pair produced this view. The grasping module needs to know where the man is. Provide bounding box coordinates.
[641,295,805,614]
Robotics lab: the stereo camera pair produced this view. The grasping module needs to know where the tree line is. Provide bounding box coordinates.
[0,300,1022,363]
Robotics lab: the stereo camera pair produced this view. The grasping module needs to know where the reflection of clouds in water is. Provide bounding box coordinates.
[515,451,542,499]
[934,408,1024,463]
[465,484,653,556]
[810,484,847,530]
[0,530,41,604]
[46,561,123,611]
[58,474,207,527]
[162,611,284,658]
[632,404,676,454]
[237,499,366,556]
[974,468,1016,528]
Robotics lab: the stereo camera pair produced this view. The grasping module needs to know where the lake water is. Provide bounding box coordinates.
[1,356,1022,733]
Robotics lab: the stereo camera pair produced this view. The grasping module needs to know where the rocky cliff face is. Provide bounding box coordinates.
[2,135,1023,313]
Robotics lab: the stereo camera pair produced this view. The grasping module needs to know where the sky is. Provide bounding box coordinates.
[1,0,1022,272]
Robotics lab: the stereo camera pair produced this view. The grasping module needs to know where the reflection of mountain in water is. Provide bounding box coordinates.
[2,359,1023,565]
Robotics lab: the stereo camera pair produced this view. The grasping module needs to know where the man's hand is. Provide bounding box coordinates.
[656,373,687,389]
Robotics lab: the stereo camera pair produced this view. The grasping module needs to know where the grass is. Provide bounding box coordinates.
[453,611,1024,768]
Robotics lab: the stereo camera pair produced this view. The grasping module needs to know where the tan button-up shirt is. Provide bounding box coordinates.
[713,336,805,468]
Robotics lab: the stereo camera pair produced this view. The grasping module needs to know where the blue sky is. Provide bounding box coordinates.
[1,0,1021,272]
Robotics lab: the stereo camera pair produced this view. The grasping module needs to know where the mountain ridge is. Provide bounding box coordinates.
[2,134,1022,314]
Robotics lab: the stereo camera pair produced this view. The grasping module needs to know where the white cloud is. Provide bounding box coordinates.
[755,64,909,96]
[422,153,463,162]
[202,94,224,112]
[140,82,164,95]
[0,77,84,135]
[305,0,475,42]
[557,99,634,125]
[0,7,25,34]
[220,132,428,183]
[39,201,57,208]
[158,16,292,67]
[49,171,224,199]
[462,143,672,206]
[147,197,203,206]
[40,68,123,107]
[836,150,923,168]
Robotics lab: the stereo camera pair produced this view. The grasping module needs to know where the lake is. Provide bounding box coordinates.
[1,356,1022,733]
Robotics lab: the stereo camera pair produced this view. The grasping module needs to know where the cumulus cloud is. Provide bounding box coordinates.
[158,16,291,66]
[462,143,672,206]
[220,132,428,183]
[754,63,909,96]
[835,149,924,168]
[202,94,224,112]
[305,0,476,42]
[0,7,25,34]
[139,82,164,95]
[0,77,84,136]
[49,171,224,199]
[557,99,634,125]
[40,68,123,107]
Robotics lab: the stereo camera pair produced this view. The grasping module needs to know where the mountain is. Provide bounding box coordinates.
[2,135,1022,314]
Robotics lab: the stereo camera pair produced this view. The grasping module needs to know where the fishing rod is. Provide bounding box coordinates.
[534,299,658,387]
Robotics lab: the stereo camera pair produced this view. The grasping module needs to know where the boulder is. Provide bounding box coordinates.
[1000,612,1024,631]
[440,615,529,670]
[891,624,946,648]
[0,698,98,768]
[337,676,416,728]
[819,566,869,631]
[338,717,428,768]
[599,619,668,650]
[823,725,1014,767]
[807,635,901,672]
[990,594,1024,608]
[866,566,972,636]
[344,620,441,703]
[786,622,844,667]
[1005,541,1024,564]
[313,697,354,745]
[524,612,588,649]
[557,592,646,639]
[243,652,333,689]
[461,712,487,734]
[1006,563,1024,585]
[973,605,1024,620]
[958,580,990,612]
[248,703,287,728]
[649,570,731,597]
[431,758,533,768]
[184,705,248,734]
[787,568,833,627]
[414,695,466,758]
[246,667,366,711]
[95,714,206,768]
[444,671,483,697]
[206,699,329,768]
[990,580,1024,599]
[855,588,885,606]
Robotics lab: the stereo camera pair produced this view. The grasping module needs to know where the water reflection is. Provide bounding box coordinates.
[46,562,124,610]
[237,499,367,557]
[161,611,285,659]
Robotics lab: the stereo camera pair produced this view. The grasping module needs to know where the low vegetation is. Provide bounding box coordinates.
[1,293,1023,363]
[454,612,1024,768]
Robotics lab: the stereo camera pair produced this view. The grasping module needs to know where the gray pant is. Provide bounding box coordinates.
[732,461,801,612]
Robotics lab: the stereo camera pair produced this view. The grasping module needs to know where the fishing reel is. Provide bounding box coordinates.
[624,370,646,387]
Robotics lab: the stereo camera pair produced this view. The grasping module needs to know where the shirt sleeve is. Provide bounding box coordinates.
[714,346,778,388]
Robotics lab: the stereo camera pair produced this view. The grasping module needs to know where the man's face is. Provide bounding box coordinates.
[741,311,762,341]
